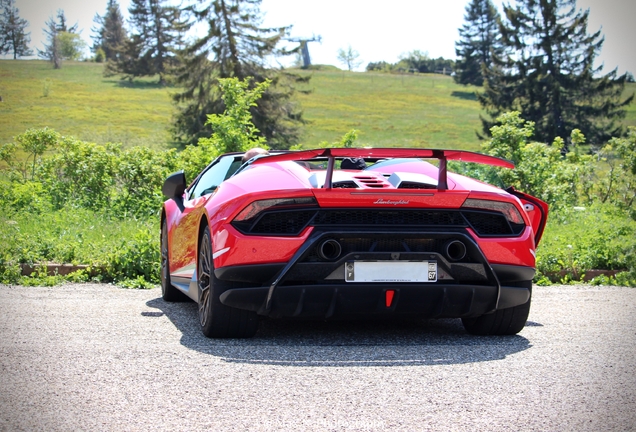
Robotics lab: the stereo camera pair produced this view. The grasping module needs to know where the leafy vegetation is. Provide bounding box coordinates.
[0,77,273,287]
[366,51,454,75]
[536,204,636,286]
[455,112,636,286]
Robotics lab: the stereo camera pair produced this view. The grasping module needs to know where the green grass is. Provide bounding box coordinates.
[0,60,175,150]
[0,206,160,286]
[292,69,485,149]
[1,60,634,152]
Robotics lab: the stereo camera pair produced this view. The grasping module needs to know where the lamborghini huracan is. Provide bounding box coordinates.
[160,148,548,338]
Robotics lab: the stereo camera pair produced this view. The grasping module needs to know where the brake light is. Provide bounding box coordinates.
[462,198,524,225]
[234,197,318,222]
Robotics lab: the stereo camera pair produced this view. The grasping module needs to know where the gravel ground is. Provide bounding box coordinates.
[0,283,635,431]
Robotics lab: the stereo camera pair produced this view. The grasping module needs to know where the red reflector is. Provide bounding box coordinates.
[385,290,395,308]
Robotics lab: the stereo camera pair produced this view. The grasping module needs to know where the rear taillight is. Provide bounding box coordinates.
[462,198,524,225]
[233,197,318,222]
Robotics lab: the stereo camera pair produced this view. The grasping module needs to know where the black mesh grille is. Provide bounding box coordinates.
[463,211,512,236]
[313,210,467,227]
[249,210,316,235]
[233,208,523,237]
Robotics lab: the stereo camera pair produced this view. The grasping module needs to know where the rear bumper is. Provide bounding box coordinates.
[215,229,534,319]
[219,281,530,319]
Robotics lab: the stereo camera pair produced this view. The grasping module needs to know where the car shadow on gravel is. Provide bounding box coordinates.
[146,297,531,367]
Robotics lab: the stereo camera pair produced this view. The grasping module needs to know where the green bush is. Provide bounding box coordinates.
[112,146,180,217]
[0,206,160,286]
[537,203,636,280]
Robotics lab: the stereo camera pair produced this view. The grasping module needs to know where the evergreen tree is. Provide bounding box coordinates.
[0,0,32,59]
[91,0,127,61]
[105,0,185,84]
[479,0,634,146]
[454,0,501,86]
[38,9,81,69]
[172,0,305,147]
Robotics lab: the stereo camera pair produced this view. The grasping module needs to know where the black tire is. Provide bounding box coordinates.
[197,226,259,338]
[462,281,532,335]
[160,219,188,302]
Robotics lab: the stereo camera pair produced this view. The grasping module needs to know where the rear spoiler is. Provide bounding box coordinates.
[251,148,514,191]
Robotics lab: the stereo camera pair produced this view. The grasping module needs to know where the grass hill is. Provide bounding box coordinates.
[1,60,634,151]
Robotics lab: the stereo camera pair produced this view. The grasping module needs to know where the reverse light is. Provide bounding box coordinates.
[234,197,318,222]
[462,198,524,225]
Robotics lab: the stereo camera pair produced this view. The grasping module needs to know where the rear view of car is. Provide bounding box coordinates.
[161,148,548,338]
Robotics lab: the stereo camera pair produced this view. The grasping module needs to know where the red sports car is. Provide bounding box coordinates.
[160,148,548,338]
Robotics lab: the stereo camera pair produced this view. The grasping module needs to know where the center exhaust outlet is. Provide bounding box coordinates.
[445,240,467,261]
[318,239,342,261]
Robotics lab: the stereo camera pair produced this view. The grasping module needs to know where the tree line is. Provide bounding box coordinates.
[366,51,455,75]
[1,0,633,150]
[1,0,305,149]
[454,0,634,146]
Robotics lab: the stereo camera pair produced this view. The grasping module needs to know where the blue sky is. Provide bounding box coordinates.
[11,0,636,76]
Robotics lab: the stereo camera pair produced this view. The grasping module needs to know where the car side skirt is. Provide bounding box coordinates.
[171,274,199,302]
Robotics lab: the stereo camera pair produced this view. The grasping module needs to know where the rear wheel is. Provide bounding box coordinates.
[161,219,187,302]
[462,281,532,335]
[198,226,259,338]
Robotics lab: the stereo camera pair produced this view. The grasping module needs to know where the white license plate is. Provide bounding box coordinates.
[345,261,437,283]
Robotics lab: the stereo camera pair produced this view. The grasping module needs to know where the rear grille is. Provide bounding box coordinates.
[313,210,466,227]
[232,208,523,237]
[248,210,316,235]
[463,211,516,236]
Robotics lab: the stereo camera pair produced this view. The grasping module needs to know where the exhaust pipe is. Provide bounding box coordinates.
[317,239,342,261]
[445,240,467,261]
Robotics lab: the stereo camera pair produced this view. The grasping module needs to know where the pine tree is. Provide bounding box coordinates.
[38,10,80,69]
[479,0,634,146]
[454,0,501,86]
[0,0,33,59]
[105,0,185,84]
[172,0,305,147]
[91,0,127,61]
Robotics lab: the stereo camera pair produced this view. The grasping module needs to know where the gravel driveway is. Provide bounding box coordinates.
[0,283,634,431]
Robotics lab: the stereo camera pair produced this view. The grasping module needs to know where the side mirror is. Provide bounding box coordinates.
[162,171,187,211]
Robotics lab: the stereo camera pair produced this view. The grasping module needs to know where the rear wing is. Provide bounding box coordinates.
[251,148,514,191]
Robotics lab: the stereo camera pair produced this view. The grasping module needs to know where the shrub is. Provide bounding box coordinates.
[112,146,179,217]
[479,112,596,212]
[536,203,636,278]
[37,138,120,210]
[94,48,106,63]
[597,127,636,218]
[0,207,160,286]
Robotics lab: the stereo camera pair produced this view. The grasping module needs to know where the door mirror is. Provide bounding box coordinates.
[162,171,187,210]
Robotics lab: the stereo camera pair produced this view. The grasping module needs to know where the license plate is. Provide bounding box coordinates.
[345,261,437,283]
